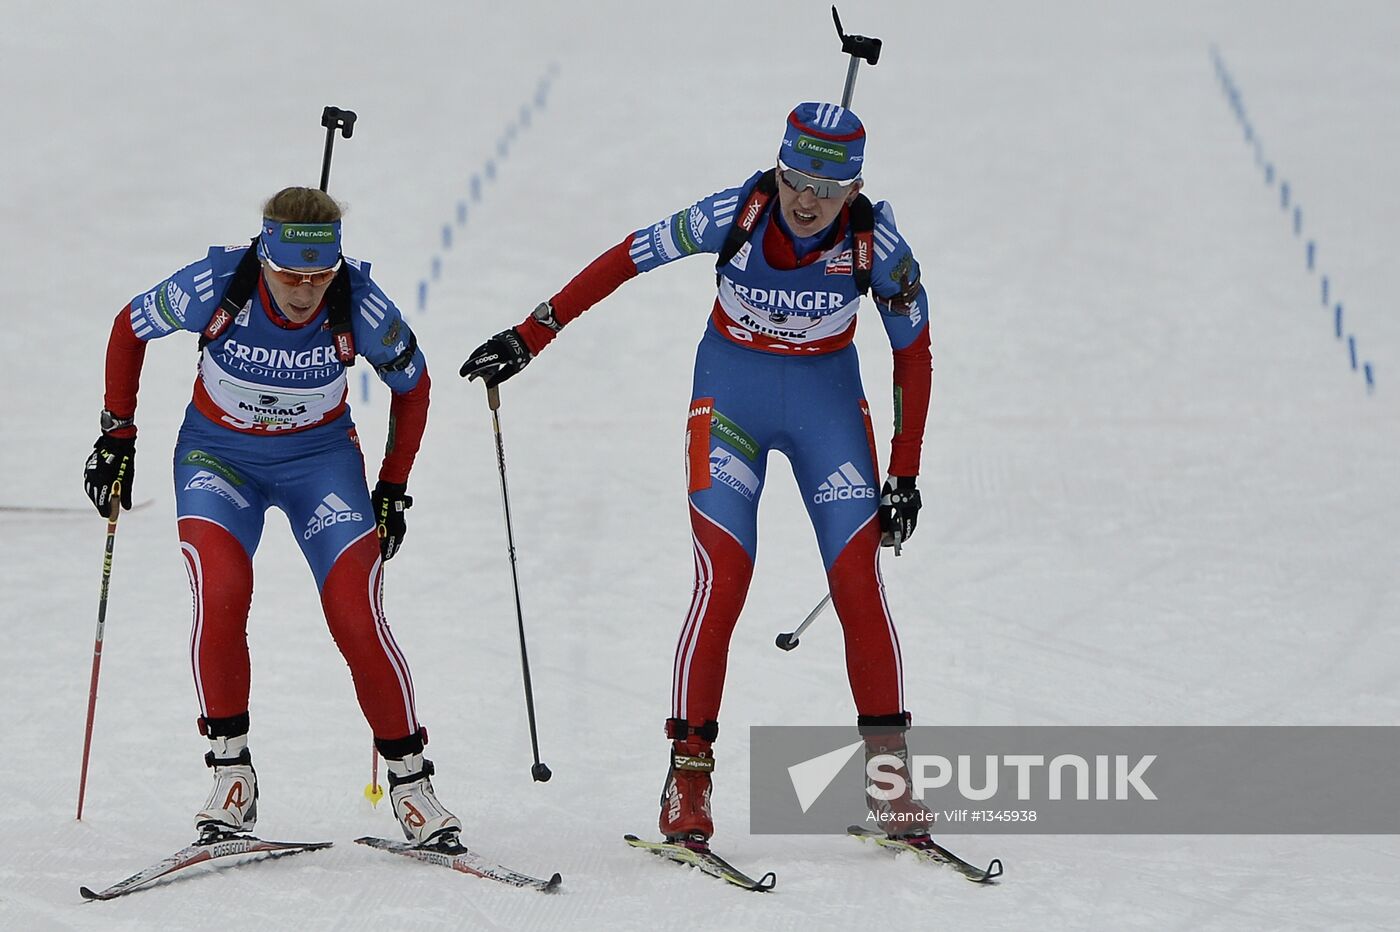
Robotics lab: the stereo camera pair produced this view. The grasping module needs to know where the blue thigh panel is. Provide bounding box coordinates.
[780,349,882,570]
[173,408,372,587]
[688,333,879,568]
[174,438,269,559]
[272,441,376,589]
[689,337,775,559]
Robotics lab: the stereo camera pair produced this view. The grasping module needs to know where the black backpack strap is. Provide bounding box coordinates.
[848,194,875,296]
[325,264,355,366]
[715,169,777,271]
[199,238,261,348]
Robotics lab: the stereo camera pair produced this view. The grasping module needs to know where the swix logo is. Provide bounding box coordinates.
[739,195,765,230]
[204,308,231,339]
[812,462,876,504]
[855,236,872,271]
[303,493,362,540]
[333,331,354,360]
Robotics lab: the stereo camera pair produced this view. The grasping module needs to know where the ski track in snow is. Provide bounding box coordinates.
[3,1,1398,929]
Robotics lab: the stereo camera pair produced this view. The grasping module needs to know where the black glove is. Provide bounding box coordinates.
[879,476,921,547]
[459,328,532,388]
[372,481,413,561]
[84,434,135,517]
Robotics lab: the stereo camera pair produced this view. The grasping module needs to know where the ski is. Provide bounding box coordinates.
[624,834,776,892]
[80,834,332,901]
[847,825,1003,883]
[354,836,561,892]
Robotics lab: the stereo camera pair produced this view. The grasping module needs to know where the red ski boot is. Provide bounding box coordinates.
[659,736,715,843]
[861,717,935,838]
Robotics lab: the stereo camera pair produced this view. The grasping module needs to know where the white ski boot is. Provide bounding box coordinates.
[385,752,461,848]
[195,733,258,838]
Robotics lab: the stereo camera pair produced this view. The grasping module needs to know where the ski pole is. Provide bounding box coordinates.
[364,747,384,806]
[317,105,377,798]
[775,592,833,652]
[831,6,883,108]
[485,384,552,783]
[318,106,357,193]
[77,482,122,820]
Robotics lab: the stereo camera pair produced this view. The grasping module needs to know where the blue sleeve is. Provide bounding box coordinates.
[869,202,930,351]
[626,172,762,273]
[127,246,244,341]
[346,258,426,392]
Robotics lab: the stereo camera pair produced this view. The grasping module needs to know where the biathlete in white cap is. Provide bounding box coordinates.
[461,103,934,844]
[83,186,464,849]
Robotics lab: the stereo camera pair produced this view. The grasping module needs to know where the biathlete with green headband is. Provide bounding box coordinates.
[461,103,936,846]
[82,186,464,849]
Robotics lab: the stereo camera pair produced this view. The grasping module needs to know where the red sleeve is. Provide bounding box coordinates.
[103,307,146,438]
[515,236,639,355]
[888,327,932,477]
[379,368,430,485]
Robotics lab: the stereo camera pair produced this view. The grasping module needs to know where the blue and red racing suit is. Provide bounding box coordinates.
[102,245,431,741]
[511,172,933,728]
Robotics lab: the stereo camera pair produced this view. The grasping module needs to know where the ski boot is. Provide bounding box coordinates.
[194,717,258,840]
[659,719,717,844]
[860,713,935,839]
[379,732,462,850]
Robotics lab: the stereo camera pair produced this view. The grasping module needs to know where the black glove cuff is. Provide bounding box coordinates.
[500,327,532,360]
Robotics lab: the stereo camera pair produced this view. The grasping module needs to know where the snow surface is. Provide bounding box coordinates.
[2,1,1398,929]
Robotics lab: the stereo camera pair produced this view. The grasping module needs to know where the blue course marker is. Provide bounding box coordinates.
[418,280,427,312]
[457,201,467,226]
[486,160,497,181]
[1214,48,1376,396]
[442,225,452,249]
[361,371,370,402]
[471,174,482,202]
[431,256,441,281]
